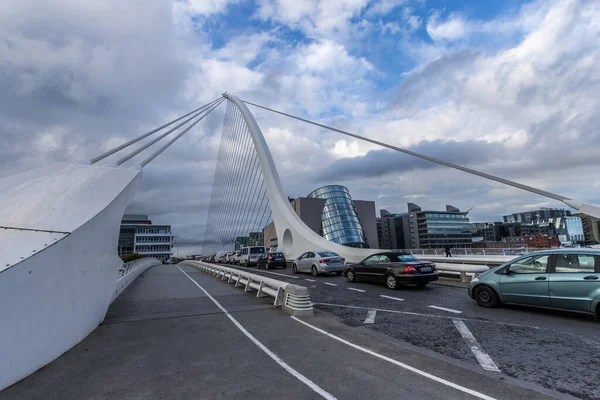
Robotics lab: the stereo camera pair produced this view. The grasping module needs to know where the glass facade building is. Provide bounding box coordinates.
[417,212,472,248]
[307,185,369,248]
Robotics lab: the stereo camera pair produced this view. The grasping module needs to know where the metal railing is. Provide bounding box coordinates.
[398,248,552,256]
[183,261,313,316]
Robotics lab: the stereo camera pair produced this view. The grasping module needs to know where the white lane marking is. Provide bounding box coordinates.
[348,288,365,293]
[230,265,299,279]
[313,303,539,330]
[177,266,336,400]
[452,319,501,372]
[291,316,497,400]
[364,310,377,324]
[323,282,337,287]
[428,305,462,314]
[380,295,404,301]
[305,279,316,282]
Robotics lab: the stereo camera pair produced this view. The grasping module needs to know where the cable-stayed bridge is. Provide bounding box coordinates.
[1,93,599,399]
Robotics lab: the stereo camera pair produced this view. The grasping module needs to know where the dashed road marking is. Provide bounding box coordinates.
[364,309,377,324]
[305,279,316,282]
[348,288,365,293]
[323,282,337,287]
[177,266,336,399]
[380,295,404,301]
[452,319,501,372]
[291,316,498,400]
[428,305,462,314]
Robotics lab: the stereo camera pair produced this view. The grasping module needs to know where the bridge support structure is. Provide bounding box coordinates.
[223,94,379,262]
[0,162,141,390]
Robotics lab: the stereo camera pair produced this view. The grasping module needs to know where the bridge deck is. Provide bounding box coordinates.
[1,265,558,399]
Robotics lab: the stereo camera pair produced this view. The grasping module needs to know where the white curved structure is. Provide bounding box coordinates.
[0,162,145,390]
[224,94,378,262]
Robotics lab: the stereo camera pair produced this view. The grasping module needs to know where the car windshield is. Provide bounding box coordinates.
[270,252,284,257]
[250,247,265,254]
[318,251,339,258]
[389,254,419,262]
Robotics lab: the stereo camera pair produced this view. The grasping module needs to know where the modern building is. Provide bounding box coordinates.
[379,210,408,249]
[503,208,571,224]
[118,214,173,261]
[470,222,502,242]
[263,185,378,249]
[573,214,600,245]
[234,232,264,250]
[379,203,472,250]
[472,232,560,249]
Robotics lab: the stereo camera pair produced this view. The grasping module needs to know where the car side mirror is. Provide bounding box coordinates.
[360,262,365,266]
[504,269,511,275]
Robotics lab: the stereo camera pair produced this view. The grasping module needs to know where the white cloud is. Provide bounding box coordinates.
[174,0,238,16]
[256,0,369,39]
[365,0,406,17]
[426,12,468,41]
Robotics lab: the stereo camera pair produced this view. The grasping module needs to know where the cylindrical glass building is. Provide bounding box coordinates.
[307,185,369,248]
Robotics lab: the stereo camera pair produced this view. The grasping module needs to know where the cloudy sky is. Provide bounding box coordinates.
[2,0,599,255]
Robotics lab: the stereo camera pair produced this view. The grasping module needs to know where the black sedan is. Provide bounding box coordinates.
[256,252,287,269]
[344,252,439,289]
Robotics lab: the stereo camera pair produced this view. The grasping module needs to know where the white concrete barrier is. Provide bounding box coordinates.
[182,261,313,316]
[434,263,490,283]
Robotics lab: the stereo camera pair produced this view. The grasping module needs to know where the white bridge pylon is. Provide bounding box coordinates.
[224,94,379,262]
[225,93,600,261]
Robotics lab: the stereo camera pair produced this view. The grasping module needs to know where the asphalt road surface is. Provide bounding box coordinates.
[0,263,579,400]
[224,262,600,400]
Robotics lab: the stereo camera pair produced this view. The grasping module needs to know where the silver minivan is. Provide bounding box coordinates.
[239,246,266,267]
[292,250,345,276]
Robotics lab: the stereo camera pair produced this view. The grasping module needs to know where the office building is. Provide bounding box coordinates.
[472,232,560,249]
[379,210,409,249]
[470,222,502,242]
[379,203,472,250]
[503,208,571,224]
[263,185,378,249]
[233,232,264,250]
[118,214,173,261]
[573,214,600,245]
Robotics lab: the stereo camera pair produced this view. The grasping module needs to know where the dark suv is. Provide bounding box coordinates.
[257,252,287,269]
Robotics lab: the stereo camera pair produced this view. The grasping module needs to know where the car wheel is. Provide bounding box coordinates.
[473,286,499,308]
[386,274,398,290]
[292,264,298,274]
[265,263,270,270]
[335,271,342,276]
[346,270,356,282]
[417,283,427,288]
[311,266,319,277]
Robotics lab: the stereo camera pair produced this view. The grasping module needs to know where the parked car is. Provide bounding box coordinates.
[233,251,240,265]
[344,252,438,289]
[239,246,266,267]
[257,252,287,269]
[225,252,235,264]
[468,249,600,316]
[292,250,345,276]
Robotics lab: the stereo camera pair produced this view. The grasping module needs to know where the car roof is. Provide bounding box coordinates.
[370,251,413,256]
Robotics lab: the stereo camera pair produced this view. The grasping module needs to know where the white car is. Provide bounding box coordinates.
[292,250,345,276]
[239,246,266,267]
